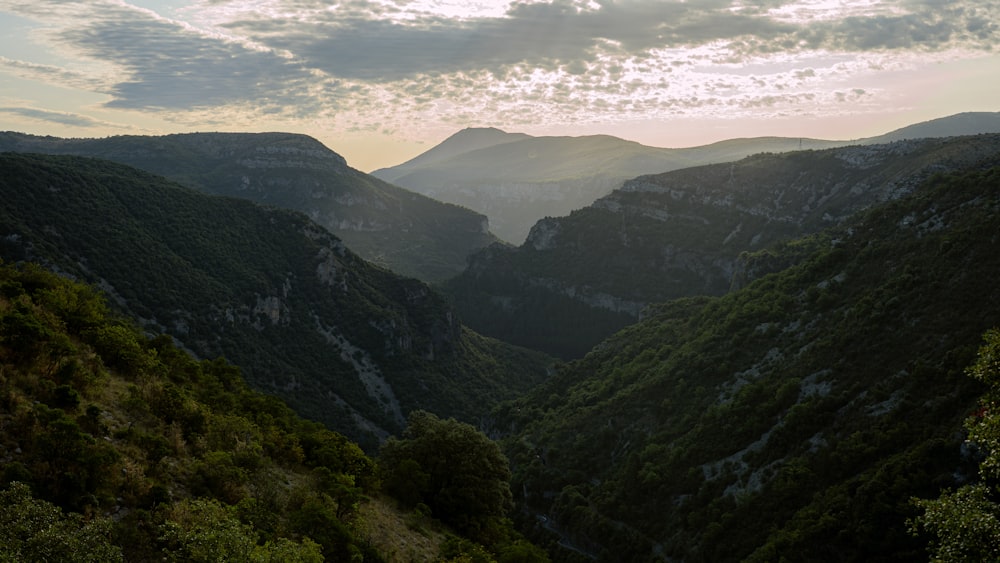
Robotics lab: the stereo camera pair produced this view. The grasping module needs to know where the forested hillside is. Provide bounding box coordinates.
[495,162,1000,560]
[0,263,547,562]
[445,134,1000,359]
[0,132,498,282]
[0,153,551,448]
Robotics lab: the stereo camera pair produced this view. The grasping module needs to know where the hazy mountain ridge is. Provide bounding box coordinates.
[0,131,498,283]
[0,152,551,447]
[373,112,1000,244]
[377,132,696,243]
[497,161,1000,561]
[864,111,1000,144]
[444,134,1000,359]
[375,127,532,180]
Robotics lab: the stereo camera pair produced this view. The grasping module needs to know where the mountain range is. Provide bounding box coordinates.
[443,133,1000,359]
[2,113,1000,561]
[0,152,549,448]
[373,112,1000,244]
[0,131,498,283]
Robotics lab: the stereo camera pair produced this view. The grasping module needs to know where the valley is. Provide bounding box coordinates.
[0,152,550,449]
[2,114,1000,561]
[444,133,1000,359]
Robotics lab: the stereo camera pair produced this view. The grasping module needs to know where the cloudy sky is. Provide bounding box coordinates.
[0,0,997,171]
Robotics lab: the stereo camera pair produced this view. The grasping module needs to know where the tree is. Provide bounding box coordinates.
[911,329,1000,561]
[380,411,513,544]
[0,482,123,563]
[158,498,323,563]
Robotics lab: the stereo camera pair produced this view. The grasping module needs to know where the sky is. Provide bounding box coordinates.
[0,0,997,172]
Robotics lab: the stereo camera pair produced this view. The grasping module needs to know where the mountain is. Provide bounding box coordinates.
[864,111,1000,144]
[0,152,551,448]
[372,131,843,244]
[0,131,498,283]
[372,112,1000,244]
[496,160,1000,561]
[443,134,1000,359]
[375,127,532,181]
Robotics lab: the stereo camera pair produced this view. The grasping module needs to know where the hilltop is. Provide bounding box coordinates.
[0,131,498,283]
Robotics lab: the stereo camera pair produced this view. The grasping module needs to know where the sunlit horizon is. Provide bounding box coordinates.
[1,0,998,171]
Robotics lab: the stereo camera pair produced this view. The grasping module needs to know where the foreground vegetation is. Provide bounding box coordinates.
[911,329,1000,561]
[0,262,547,561]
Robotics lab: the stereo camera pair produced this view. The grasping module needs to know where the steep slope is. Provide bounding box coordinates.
[0,261,383,560]
[373,130,843,243]
[444,134,1000,359]
[0,132,498,282]
[498,162,1000,561]
[0,263,544,562]
[0,153,550,448]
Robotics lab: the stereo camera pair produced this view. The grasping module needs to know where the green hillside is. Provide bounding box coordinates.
[0,132,498,283]
[0,152,551,448]
[0,262,548,562]
[496,163,1000,560]
[445,134,1000,359]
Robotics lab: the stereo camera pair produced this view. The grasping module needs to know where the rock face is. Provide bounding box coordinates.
[443,134,1000,359]
[0,131,497,282]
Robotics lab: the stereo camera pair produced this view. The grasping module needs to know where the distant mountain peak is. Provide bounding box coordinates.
[866,111,1000,143]
[376,127,532,176]
[437,126,527,151]
[454,126,510,135]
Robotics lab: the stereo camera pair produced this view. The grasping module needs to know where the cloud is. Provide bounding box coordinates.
[0,106,125,128]
[1,0,327,114]
[0,57,106,91]
[1,0,997,138]
[213,0,796,81]
[58,3,321,112]
[206,0,998,83]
